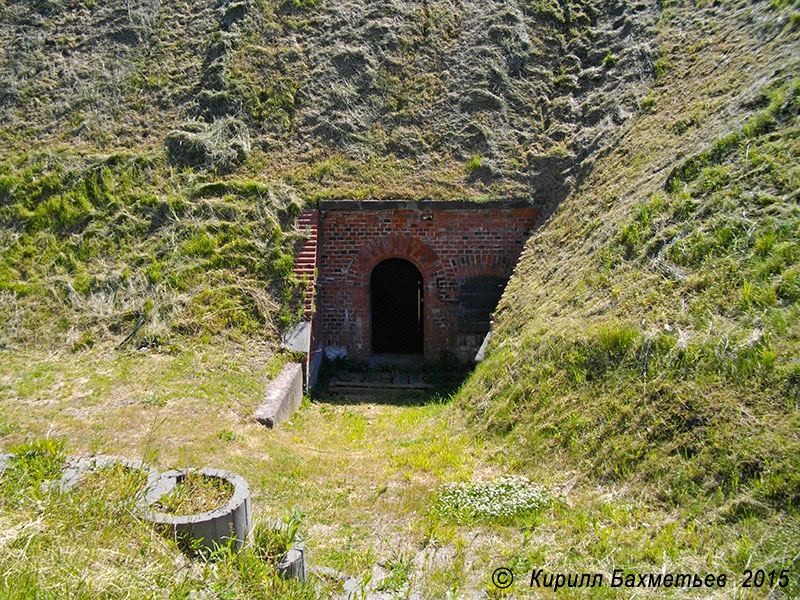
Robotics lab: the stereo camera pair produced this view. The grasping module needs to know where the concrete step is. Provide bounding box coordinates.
[327,371,431,394]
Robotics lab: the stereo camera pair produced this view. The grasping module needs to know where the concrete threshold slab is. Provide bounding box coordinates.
[328,371,431,393]
[368,353,425,370]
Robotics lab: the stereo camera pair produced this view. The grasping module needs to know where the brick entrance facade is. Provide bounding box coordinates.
[312,200,538,363]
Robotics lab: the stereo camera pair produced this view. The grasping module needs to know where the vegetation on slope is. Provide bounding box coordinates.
[0,154,306,349]
[1,0,799,597]
[0,0,663,348]
[469,81,800,506]
[0,0,659,203]
[460,0,800,594]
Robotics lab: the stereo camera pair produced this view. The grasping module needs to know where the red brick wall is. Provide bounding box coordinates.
[317,203,538,363]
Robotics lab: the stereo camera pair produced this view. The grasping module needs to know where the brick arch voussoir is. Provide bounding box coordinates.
[455,254,514,282]
[350,235,444,283]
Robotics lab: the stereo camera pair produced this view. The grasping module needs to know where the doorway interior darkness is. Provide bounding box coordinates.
[370,258,424,354]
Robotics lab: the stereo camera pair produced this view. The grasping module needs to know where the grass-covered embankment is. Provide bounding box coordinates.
[458,0,800,595]
[467,80,800,508]
[1,0,799,597]
[0,154,305,350]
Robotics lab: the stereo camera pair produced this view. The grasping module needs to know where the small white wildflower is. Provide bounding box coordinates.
[433,475,547,523]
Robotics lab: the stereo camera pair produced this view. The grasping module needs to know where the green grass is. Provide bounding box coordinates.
[154,471,235,515]
[0,439,321,599]
[464,75,800,509]
[0,154,304,349]
[0,0,799,597]
[2,339,798,599]
[452,14,800,597]
[0,346,488,598]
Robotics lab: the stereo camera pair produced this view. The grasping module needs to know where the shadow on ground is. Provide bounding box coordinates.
[312,356,471,406]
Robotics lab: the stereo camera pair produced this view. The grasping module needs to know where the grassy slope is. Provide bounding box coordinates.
[459,0,800,595]
[0,161,305,351]
[0,0,659,350]
[0,0,659,202]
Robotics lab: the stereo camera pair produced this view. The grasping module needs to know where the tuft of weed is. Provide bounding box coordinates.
[5,437,67,487]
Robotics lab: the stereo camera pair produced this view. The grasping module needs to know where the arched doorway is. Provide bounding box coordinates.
[370,258,424,354]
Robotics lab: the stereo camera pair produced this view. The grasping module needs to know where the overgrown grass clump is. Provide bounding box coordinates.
[250,510,304,562]
[3,438,67,494]
[154,471,235,515]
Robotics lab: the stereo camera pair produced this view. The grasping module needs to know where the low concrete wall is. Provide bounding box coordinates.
[254,363,303,428]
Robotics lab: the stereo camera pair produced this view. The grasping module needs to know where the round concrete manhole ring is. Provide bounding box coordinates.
[56,455,160,498]
[139,467,252,554]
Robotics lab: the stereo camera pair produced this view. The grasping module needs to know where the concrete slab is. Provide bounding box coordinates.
[281,321,311,353]
[328,371,431,394]
[368,354,425,370]
[474,330,493,362]
[254,363,304,428]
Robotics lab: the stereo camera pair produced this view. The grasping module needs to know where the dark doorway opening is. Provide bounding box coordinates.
[371,258,423,354]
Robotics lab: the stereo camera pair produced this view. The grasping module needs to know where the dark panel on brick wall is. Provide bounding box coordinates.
[458,276,506,332]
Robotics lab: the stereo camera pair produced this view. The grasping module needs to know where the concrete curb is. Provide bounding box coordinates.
[278,541,306,581]
[138,467,252,553]
[254,363,303,428]
[58,455,160,497]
